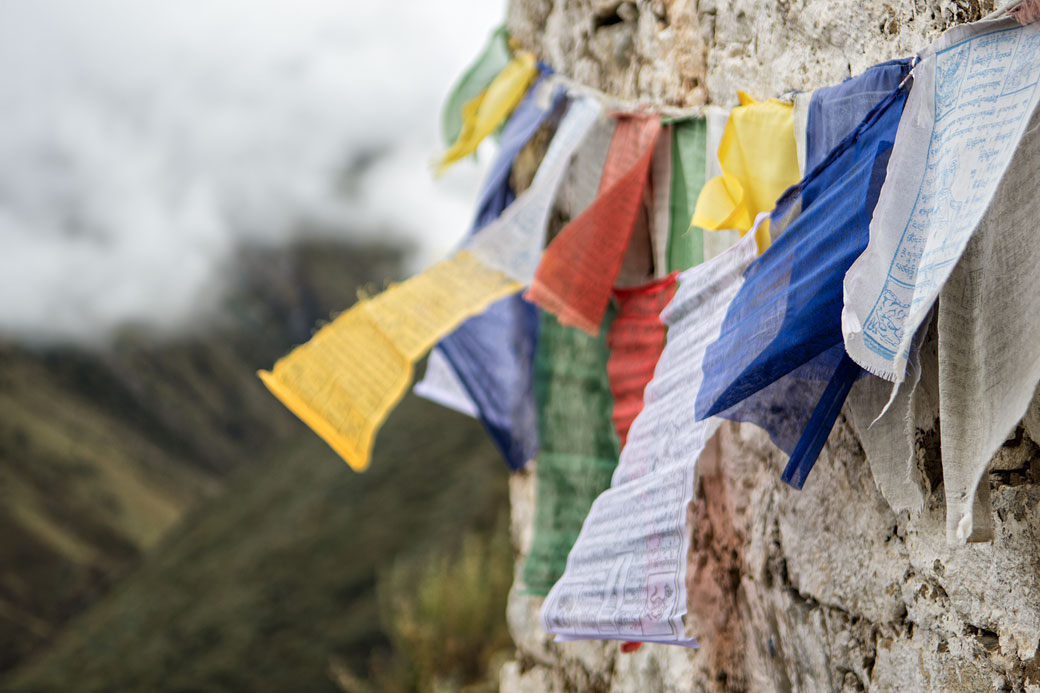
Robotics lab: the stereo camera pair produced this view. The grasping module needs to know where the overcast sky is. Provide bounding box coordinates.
[0,0,505,343]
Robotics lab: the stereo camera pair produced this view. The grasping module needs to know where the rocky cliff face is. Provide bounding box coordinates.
[501,2,1040,691]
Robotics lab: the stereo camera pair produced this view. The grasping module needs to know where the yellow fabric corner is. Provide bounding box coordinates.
[258,308,412,472]
[692,92,799,254]
[690,173,752,233]
[259,250,521,471]
[435,52,538,175]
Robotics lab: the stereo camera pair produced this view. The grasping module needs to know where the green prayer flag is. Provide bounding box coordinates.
[521,308,619,596]
[441,26,512,147]
[667,118,708,272]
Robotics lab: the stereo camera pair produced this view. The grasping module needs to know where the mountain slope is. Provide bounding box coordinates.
[0,239,405,673]
[5,393,508,692]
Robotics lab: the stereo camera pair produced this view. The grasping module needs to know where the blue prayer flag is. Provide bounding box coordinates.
[694,82,909,488]
[804,59,912,173]
[433,74,564,469]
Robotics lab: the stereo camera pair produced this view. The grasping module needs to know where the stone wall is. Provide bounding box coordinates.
[500,2,1040,691]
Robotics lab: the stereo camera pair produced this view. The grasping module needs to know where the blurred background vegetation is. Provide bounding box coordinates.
[0,240,515,691]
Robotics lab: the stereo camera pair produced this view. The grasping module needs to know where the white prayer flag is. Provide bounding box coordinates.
[540,232,758,646]
[465,97,603,283]
[843,18,1040,382]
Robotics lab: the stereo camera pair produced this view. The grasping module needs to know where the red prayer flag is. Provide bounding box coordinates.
[526,114,662,334]
[606,272,678,447]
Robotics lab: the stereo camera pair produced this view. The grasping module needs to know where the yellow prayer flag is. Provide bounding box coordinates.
[692,91,799,254]
[435,52,538,175]
[364,250,521,359]
[258,309,411,472]
[259,251,520,471]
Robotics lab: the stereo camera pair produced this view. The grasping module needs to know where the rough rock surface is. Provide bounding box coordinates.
[502,1,1040,691]
[508,0,1000,106]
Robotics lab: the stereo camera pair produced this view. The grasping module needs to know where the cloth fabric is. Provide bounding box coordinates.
[440,26,512,146]
[414,349,479,418]
[691,92,800,254]
[615,171,656,287]
[457,100,606,468]
[772,57,915,488]
[847,319,934,513]
[435,51,538,175]
[649,126,673,278]
[793,91,812,176]
[439,96,603,467]
[465,96,604,283]
[541,233,758,647]
[606,273,679,447]
[521,308,620,596]
[694,84,909,488]
[804,58,912,173]
[418,75,561,414]
[551,106,615,222]
[843,18,1040,383]
[469,75,564,230]
[615,124,663,288]
[259,251,520,471]
[526,114,662,334]
[932,98,1040,543]
[858,102,1040,542]
[422,77,564,469]
[667,118,707,272]
[438,293,541,469]
[701,106,741,261]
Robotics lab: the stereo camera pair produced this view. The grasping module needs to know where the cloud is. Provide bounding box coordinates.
[0,0,504,343]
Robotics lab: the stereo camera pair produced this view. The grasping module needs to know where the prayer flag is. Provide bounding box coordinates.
[420,96,605,470]
[421,77,564,469]
[701,107,741,261]
[541,233,758,647]
[259,308,412,472]
[606,273,678,447]
[847,335,931,514]
[260,251,519,471]
[804,59,912,173]
[933,108,1040,542]
[691,93,799,254]
[667,118,707,272]
[444,97,605,466]
[439,295,541,468]
[525,114,662,334]
[792,91,811,175]
[843,18,1040,542]
[465,96,604,283]
[694,84,909,488]
[843,18,1040,383]
[648,125,673,277]
[794,56,919,507]
[436,51,538,175]
[468,75,565,230]
[414,349,479,418]
[521,308,619,596]
[441,26,512,146]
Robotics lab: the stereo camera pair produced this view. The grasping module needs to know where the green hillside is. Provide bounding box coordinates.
[5,393,510,692]
[0,238,513,685]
